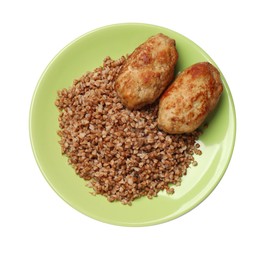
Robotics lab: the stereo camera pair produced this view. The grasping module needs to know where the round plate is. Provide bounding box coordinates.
[29,23,236,226]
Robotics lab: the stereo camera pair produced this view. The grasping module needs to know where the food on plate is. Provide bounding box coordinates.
[158,62,223,134]
[55,56,202,205]
[115,33,178,110]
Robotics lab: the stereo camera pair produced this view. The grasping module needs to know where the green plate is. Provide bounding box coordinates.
[29,23,236,226]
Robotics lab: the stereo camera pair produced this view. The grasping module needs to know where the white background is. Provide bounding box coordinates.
[1,0,264,259]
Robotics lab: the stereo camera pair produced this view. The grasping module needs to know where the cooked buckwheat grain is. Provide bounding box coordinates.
[55,56,202,205]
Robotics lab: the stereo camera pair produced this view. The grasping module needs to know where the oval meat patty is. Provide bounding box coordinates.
[115,33,178,110]
[158,62,223,134]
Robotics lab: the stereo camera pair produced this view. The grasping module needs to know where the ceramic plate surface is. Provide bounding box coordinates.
[30,23,236,226]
